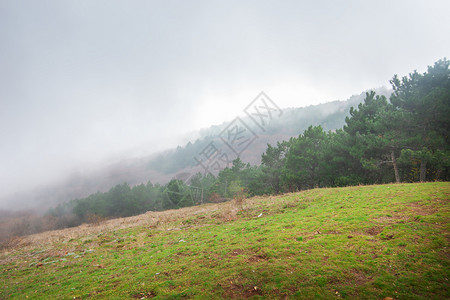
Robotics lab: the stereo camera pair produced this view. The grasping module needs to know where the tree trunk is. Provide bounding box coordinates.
[391,150,400,183]
[419,159,427,182]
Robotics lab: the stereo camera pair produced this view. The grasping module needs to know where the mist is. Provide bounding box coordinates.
[1,0,449,210]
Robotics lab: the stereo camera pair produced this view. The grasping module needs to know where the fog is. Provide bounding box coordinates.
[1,0,449,209]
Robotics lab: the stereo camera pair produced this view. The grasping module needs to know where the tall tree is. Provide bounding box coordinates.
[282,126,329,190]
[390,58,450,181]
[261,141,290,193]
[344,91,403,183]
[321,129,367,186]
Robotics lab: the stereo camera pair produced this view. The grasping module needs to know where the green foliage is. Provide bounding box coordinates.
[261,141,290,193]
[145,89,388,176]
[344,91,403,181]
[163,179,193,209]
[228,180,245,199]
[57,179,198,227]
[282,126,329,190]
[390,58,450,181]
[46,58,450,230]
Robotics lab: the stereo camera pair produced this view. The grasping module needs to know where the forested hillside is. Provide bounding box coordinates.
[147,87,391,174]
[0,87,389,214]
[1,59,448,244]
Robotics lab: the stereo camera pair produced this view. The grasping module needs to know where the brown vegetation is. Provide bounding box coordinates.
[0,193,286,253]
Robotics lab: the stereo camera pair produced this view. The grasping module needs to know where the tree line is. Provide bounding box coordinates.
[47,59,449,226]
[2,59,448,244]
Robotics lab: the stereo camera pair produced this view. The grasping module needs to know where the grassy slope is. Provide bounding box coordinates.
[1,182,449,299]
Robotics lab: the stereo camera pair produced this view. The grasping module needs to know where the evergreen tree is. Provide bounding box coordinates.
[390,58,450,181]
[344,91,402,183]
[282,126,328,190]
[261,141,290,193]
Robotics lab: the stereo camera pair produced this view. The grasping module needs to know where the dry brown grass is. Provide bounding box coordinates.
[0,236,23,250]
[0,191,303,255]
[0,200,232,253]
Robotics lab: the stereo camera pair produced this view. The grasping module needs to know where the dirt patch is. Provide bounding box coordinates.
[222,282,263,299]
[366,226,383,236]
[407,202,437,216]
[325,230,341,235]
[350,268,372,285]
[381,234,394,240]
[247,253,269,263]
[131,291,157,299]
[374,214,408,223]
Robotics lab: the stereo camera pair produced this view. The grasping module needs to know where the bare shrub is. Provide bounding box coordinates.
[86,213,107,226]
[233,193,246,211]
[209,192,223,203]
[229,181,247,212]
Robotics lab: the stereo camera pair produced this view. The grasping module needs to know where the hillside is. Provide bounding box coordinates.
[1,182,448,299]
[1,87,391,212]
[147,87,391,174]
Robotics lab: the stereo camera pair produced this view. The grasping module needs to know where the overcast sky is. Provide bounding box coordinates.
[1,0,449,200]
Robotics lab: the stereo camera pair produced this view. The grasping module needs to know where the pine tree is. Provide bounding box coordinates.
[390,59,450,181]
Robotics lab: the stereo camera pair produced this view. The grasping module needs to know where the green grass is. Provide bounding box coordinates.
[1,182,449,299]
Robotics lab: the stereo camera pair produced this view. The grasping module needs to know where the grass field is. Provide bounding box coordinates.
[1,182,449,299]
